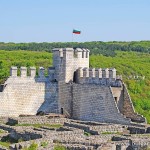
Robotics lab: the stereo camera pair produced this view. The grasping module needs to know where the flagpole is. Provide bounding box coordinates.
[72,29,74,48]
[72,32,73,43]
[72,28,74,43]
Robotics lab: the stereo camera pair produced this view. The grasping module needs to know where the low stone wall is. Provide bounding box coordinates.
[132,140,150,146]
[146,127,150,133]
[0,124,15,132]
[0,132,9,140]
[98,143,116,150]
[64,144,94,150]
[8,116,69,125]
[9,138,53,150]
[114,140,130,150]
[1,117,149,150]
[64,121,125,135]
[64,122,91,133]
[128,126,146,134]
[0,117,9,124]
[0,145,8,150]
[89,124,124,134]
[10,127,42,141]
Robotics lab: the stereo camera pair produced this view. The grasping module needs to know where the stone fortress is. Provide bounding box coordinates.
[0,48,146,125]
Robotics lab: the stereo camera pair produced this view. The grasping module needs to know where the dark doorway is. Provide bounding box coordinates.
[73,71,77,83]
[61,108,64,115]
[114,97,117,102]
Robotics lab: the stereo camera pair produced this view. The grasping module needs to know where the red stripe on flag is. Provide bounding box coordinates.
[73,32,81,34]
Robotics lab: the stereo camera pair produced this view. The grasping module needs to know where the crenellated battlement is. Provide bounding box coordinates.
[52,48,90,59]
[76,67,122,86]
[10,66,55,81]
[77,67,116,79]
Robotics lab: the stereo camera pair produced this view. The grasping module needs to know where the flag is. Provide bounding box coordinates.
[73,29,81,34]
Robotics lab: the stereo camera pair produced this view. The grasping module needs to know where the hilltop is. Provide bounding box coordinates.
[0,49,150,123]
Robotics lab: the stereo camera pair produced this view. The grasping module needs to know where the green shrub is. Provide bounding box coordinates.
[54,144,66,150]
[0,129,5,134]
[40,141,48,148]
[84,131,91,136]
[28,143,38,150]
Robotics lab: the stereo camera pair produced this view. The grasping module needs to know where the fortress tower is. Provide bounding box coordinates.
[52,48,89,83]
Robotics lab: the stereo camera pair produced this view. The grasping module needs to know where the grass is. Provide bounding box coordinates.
[0,129,5,134]
[0,141,10,148]
[54,144,66,150]
[22,142,38,150]
[15,123,63,129]
[40,141,48,148]
[84,131,91,136]
[101,131,122,135]
[0,135,18,148]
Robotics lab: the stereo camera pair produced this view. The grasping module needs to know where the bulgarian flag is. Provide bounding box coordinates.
[73,29,81,34]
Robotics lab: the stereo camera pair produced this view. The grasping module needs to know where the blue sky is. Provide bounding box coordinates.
[0,0,150,42]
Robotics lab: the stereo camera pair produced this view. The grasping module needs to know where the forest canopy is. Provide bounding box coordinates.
[0,41,150,56]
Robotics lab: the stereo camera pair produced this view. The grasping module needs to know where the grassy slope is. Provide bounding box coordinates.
[0,50,150,123]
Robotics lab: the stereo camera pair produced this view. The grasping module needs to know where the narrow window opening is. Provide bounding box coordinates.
[86,52,88,58]
[61,108,64,115]
[82,51,84,58]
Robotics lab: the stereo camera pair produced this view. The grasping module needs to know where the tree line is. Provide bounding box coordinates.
[0,41,150,56]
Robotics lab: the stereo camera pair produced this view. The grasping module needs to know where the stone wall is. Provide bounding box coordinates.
[10,127,42,141]
[72,84,130,125]
[0,67,59,117]
[121,83,146,123]
[8,116,68,125]
[64,121,124,135]
[0,117,9,124]
[58,82,73,117]
[0,117,148,150]
[9,138,53,150]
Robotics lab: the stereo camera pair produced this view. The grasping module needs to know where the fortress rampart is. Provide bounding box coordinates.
[0,48,146,125]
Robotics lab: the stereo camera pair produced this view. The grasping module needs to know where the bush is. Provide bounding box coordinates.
[28,143,38,150]
[54,144,66,150]
[40,141,48,148]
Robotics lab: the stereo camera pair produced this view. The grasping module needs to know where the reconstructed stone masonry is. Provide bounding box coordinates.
[0,67,59,116]
[0,48,146,124]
